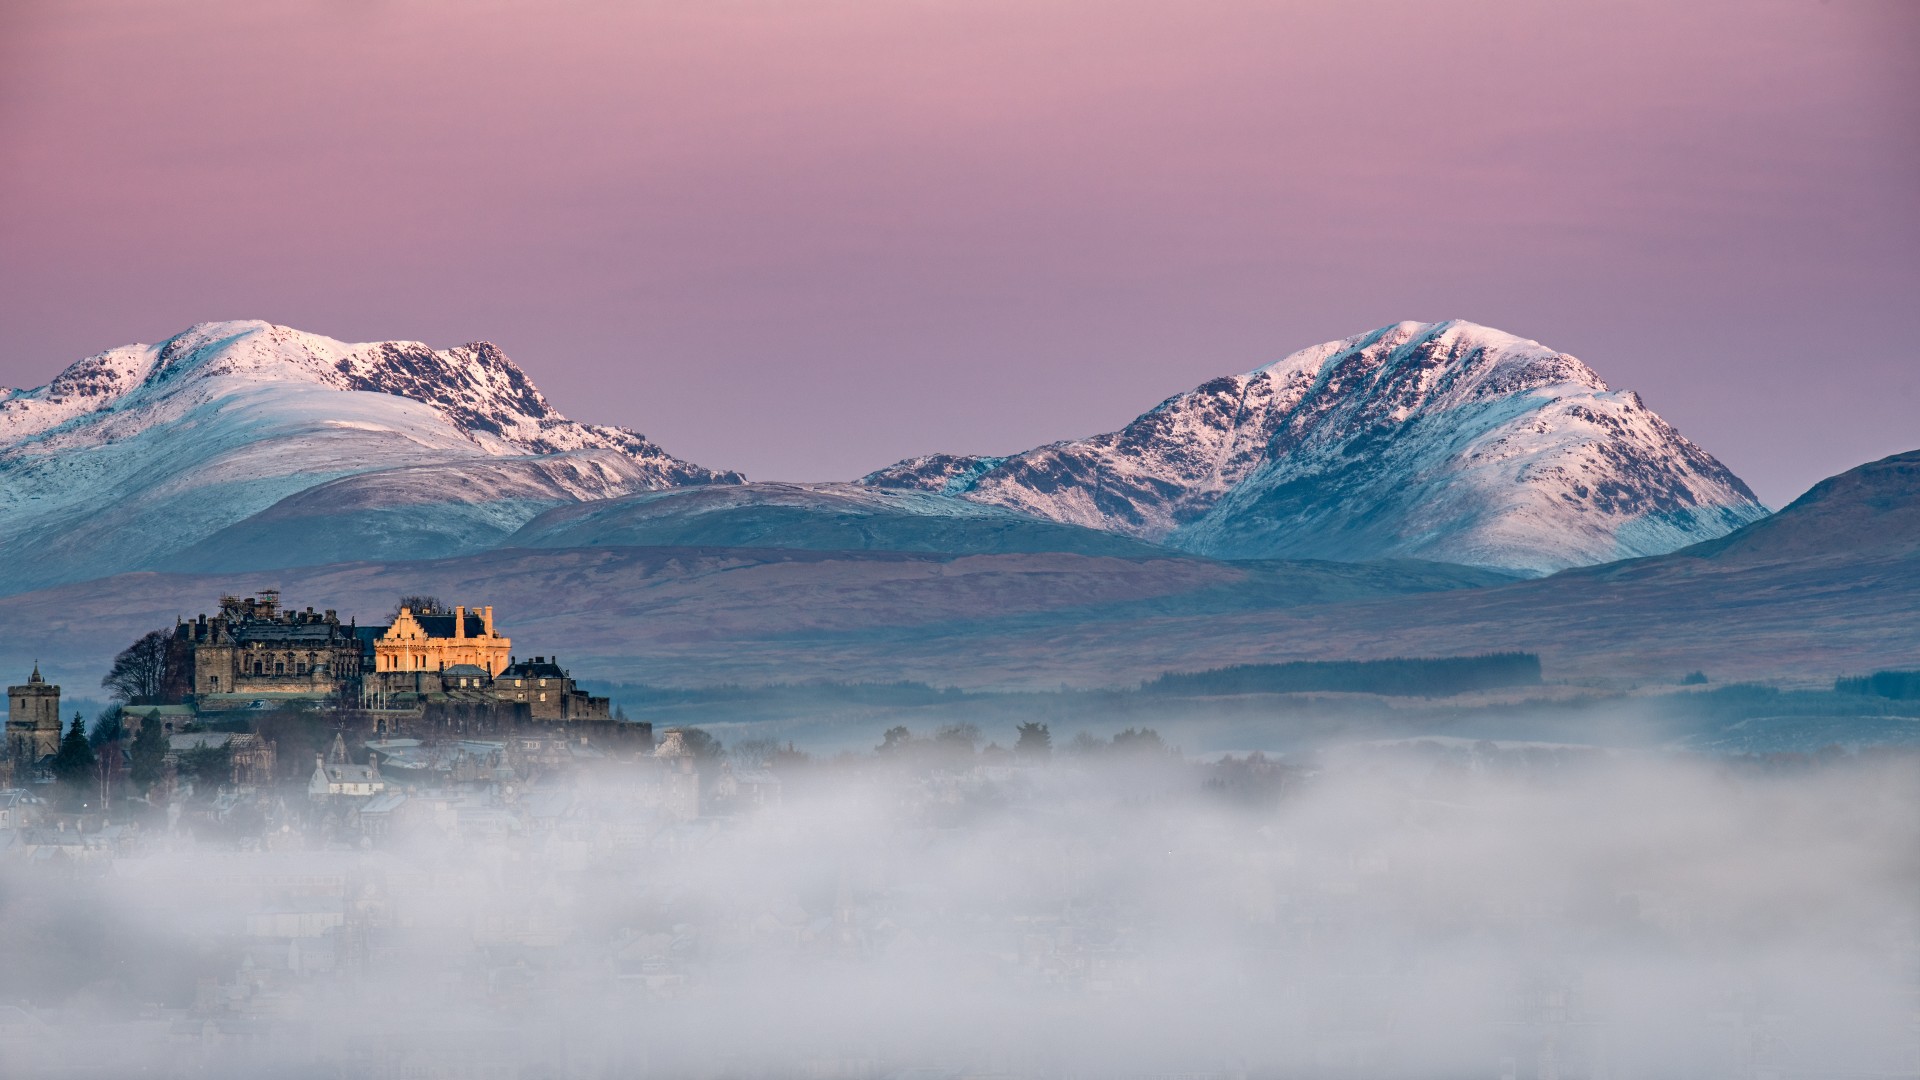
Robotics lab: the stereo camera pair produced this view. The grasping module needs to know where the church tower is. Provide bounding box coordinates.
[7,664,62,769]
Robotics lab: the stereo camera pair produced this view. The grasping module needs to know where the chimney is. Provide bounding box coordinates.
[482,606,494,636]
[455,606,466,639]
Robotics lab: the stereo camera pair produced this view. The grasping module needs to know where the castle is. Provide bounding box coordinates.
[2,595,620,785]
[171,591,610,721]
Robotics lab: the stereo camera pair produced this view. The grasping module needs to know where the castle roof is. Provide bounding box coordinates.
[409,613,489,639]
[502,657,566,680]
[170,732,248,752]
[316,762,382,784]
[9,665,58,694]
[233,622,353,645]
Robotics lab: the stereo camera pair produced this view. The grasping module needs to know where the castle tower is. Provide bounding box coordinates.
[654,729,701,822]
[7,664,62,768]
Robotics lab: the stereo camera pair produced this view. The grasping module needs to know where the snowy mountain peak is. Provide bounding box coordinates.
[1249,319,1611,412]
[4,320,734,467]
[0,321,737,593]
[864,320,1764,573]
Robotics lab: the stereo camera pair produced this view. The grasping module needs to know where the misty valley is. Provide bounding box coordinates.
[1,721,1914,1079]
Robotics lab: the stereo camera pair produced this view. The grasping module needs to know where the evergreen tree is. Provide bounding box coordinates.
[129,719,168,795]
[1014,722,1052,761]
[53,713,97,796]
[89,706,126,748]
[1110,727,1166,755]
[1067,731,1106,756]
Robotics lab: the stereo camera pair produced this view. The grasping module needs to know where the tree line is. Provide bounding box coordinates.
[1835,670,1920,701]
[1139,653,1544,698]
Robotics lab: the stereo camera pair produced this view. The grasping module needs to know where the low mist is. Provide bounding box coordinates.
[1,728,1914,1078]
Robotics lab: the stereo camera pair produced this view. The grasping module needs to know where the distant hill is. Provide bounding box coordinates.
[504,482,1173,558]
[0,547,1512,691]
[1676,448,1920,565]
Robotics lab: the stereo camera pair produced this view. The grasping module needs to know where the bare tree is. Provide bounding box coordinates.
[102,629,179,704]
[731,737,781,769]
[677,726,726,765]
[392,595,445,620]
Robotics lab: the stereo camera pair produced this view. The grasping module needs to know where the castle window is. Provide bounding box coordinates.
[253,661,263,676]
[296,661,308,675]
[275,661,285,675]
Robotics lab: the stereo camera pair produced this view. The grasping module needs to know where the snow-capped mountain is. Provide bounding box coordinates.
[864,320,1767,574]
[0,320,736,592]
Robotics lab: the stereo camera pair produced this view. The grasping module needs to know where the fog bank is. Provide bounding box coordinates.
[0,739,1914,1078]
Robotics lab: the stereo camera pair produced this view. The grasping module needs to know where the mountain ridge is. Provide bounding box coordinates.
[1,317,1770,593]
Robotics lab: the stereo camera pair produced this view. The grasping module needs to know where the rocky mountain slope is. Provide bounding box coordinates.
[864,321,1767,573]
[0,320,736,592]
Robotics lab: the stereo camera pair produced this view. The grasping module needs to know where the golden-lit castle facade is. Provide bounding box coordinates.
[374,605,511,677]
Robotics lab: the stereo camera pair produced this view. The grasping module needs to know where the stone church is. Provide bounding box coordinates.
[6,665,62,778]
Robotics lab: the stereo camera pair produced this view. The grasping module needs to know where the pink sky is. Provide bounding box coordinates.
[1,0,1914,505]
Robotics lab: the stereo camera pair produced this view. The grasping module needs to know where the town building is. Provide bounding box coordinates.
[167,732,278,787]
[652,729,702,822]
[0,788,47,830]
[310,734,386,801]
[490,656,609,720]
[366,653,610,722]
